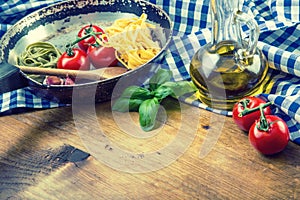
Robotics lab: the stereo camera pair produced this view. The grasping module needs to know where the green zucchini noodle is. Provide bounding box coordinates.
[17,41,62,68]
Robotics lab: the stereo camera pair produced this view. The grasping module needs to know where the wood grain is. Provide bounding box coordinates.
[0,99,300,199]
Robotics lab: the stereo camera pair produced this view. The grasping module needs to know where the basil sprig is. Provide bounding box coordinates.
[139,98,160,131]
[112,69,197,131]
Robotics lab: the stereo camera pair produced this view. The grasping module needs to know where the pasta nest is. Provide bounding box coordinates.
[104,13,161,69]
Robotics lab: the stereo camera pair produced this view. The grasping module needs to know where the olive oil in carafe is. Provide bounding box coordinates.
[190,41,268,110]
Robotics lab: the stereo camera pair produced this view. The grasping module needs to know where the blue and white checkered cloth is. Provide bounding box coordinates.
[1,0,300,144]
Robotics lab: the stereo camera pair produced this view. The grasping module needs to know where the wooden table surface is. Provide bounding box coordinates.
[0,98,300,200]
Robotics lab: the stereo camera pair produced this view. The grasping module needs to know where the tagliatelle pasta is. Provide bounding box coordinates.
[104,13,161,69]
[16,41,62,82]
[17,41,62,68]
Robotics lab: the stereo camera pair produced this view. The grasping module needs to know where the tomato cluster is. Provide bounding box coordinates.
[232,96,290,155]
[57,25,118,71]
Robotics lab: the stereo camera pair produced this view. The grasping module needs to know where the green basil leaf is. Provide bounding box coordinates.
[120,85,153,100]
[159,81,197,98]
[112,97,144,112]
[154,85,173,100]
[149,69,173,91]
[139,98,160,131]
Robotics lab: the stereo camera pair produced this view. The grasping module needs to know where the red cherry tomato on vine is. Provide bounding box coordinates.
[87,45,118,68]
[249,115,290,155]
[57,48,90,70]
[77,24,105,52]
[232,96,272,131]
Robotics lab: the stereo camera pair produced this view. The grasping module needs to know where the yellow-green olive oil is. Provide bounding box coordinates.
[190,40,268,110]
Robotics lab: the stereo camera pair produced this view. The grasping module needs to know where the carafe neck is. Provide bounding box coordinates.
[210,0,241,46]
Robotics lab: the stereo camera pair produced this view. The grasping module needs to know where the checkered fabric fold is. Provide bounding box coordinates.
[1,0,300,144]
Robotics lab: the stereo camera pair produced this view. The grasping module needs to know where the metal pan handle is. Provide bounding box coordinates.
[0,62,29,94]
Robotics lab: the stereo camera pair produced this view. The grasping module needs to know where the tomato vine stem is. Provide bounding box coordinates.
[65,26,104,56]
[238,101,272,117]
[257,105,270,131]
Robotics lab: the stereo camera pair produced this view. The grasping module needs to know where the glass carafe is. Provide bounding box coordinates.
[190,0,268,110]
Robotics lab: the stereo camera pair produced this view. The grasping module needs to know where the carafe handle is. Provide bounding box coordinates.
[234,10,259,65]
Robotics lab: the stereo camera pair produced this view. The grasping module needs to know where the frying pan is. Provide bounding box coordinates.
[0,0,172,104]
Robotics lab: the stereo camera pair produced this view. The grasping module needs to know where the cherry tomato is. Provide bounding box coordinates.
[87,45,118,68]
[249,115,290,155]
[232,96,272,131]
[77,25,105,52]
[57,48,90,70]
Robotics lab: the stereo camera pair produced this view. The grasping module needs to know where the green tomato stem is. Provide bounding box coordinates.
[66,46,74,57]
[239,101,272,117]
[89,33,104,47]
[257,105,270,132]
[65,26,104,56]
[68,34,91,48]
